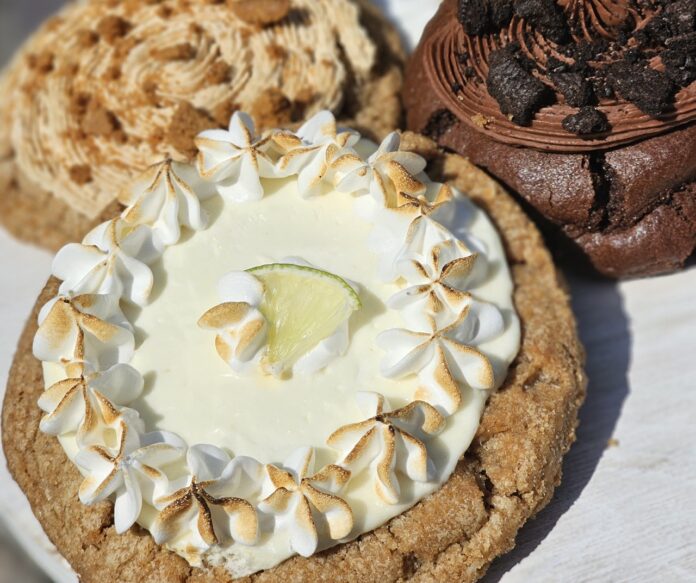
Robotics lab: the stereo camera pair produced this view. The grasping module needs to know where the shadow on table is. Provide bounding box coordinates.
[482,272,632,582]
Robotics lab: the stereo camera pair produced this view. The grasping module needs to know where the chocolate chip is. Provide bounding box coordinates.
[487,46,552,125]
[562,106,610,135]
[455,50,474,79]
[451,81,463,93]
[550,71,594,107]
[607,60,675,117]
[513,0,570,44]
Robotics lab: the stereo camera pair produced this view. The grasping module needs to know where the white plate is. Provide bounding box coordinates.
[1,2,695,582]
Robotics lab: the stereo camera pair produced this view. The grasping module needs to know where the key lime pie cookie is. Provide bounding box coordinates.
[0,0,403,251]
[3,113,586,582]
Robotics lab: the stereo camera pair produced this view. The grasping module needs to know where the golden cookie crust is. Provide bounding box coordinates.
[2,134,586,583]
[0,0,404,251]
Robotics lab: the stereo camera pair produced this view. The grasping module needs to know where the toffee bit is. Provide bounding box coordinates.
[471,113,492,128]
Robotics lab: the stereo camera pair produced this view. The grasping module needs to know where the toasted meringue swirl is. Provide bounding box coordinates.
[35,110,520,577]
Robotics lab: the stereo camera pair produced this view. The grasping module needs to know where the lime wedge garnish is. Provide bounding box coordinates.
[247,263,361,375]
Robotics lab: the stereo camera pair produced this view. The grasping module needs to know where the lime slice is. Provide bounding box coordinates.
[247,263,361,375]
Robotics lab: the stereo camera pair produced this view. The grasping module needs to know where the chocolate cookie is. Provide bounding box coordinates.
[0,0,404,252]
[3,134,586,583]
[404,0,696,278]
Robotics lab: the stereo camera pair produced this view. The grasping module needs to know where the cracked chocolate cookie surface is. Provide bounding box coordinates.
[3,133,586,583]
[404,0,696,278]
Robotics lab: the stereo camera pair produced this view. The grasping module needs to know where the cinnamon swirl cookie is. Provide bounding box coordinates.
[0,0,403,251]
[404,0,696,278]
[3,111,585,582]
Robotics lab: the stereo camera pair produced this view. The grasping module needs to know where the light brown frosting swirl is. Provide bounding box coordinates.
[0,0,391,220]
[422,0,696,152]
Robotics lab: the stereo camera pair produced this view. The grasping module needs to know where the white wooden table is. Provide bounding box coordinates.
[1,2,695,582]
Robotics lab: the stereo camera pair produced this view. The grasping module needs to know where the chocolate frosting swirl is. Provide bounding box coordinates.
[422,0,696,152]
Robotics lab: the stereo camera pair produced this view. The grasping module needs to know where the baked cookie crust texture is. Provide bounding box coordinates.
[3,134,586,583]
